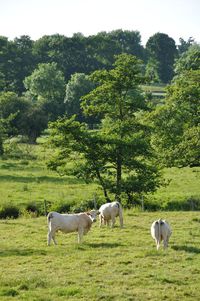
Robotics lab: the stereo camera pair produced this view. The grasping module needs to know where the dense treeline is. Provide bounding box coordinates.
[1,30,191,95]
[0,30,145,94]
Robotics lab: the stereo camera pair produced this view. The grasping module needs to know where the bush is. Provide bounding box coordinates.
[24,202,41,217]
[165,197,200,211]
[143,199,161,211]
[71,198,104,213]
[50,200,74,213]
[0,204,20,219]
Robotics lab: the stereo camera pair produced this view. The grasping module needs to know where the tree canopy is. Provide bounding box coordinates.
[146,32,177,83]
[64,73,96,124]
[24,62,66,121]
[149,46,200,167]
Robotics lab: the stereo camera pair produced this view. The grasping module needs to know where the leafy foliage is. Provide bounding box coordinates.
[0,203,20,219]
[174,44,200,75]
[24,62,66,121]
[47,54,162,204]
[149,66,200,167]
[146,32,177,83]
[64,73,97,124]
[0,91,47,143]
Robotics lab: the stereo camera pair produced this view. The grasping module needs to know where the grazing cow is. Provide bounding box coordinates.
[151,219,172,250]
[99,201,123,228]
[47,210,98,245]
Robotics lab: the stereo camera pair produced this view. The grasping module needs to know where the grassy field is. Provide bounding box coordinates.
[0,211,200,300]
[0,153,199,212]
[0,142,103,211]
[0,141,200,300]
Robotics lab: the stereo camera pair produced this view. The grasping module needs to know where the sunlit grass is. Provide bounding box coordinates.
[0,142,199,211]
[0,211,200,300]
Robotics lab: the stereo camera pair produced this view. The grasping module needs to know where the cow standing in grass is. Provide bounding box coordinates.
[99,201,124,228]
[151,219,172,250]
[47,210,98,245]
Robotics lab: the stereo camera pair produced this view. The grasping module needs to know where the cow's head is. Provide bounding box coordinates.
[87,210,99,222]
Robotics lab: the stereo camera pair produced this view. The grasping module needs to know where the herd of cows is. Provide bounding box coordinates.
[47,201,172,250]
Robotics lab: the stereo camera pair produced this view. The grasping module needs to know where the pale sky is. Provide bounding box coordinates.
[0,0,199,45]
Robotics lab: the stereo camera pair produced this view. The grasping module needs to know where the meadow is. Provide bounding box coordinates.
[0,211,200,300]
[0,140,200,300]
[0,141,199,212]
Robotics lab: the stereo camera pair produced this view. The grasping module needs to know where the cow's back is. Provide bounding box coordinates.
[99,202,119,218]
[151,220,171,240]
[48,212,80,233]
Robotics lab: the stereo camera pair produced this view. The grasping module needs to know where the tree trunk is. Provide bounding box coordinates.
[95,168,111,202]
[116,148,122,202]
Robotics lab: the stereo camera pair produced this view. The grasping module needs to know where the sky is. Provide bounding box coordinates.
[0,0,200,45]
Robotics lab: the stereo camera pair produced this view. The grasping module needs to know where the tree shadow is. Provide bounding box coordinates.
[85,242,124,248]
[172,245,200,254]
[0,174,84,185]
[0,248,47,257]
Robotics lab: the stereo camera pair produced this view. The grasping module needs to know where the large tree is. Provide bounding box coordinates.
[0,35,36,94]
[146,33,177,83]
[149,65,200,167]
[0,92,28,136]
[0,91,47,143]
[174,44,200,75]
[177,37,195,55]
[47,54,161,204]
[24,62,66,121]
[64,73,96,124]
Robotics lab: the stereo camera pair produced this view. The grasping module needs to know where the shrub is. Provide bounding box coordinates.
[50,200,74,213]
[0,204,20,219]
[144,201,161,211]
[162,196,200,211]
[24,202,41,217]
[72,198,104,213]
[0,288,19,297]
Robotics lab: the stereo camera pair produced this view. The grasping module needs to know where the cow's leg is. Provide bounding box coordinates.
[47,227,57,246]
[111,216,116,228]
[52,233,57,245]
[155,239,160,250]
[99,215,103,227]
[78,227,84,243]
[47,231,52,246]
[163,236,169,249]
[106,219,110,227]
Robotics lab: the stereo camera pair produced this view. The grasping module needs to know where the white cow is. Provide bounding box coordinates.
[151,219,172,250]
[47,210,98,245]
[99,201,123,228]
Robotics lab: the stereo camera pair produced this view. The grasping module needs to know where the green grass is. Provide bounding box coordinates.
[0,157,102,210]
[0,211,200,300]
[0,143,200,211]
[147,167,200,209]
[141,84,166,93]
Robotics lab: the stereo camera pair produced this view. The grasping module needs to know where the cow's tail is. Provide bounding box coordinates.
[157,219,162,249]
[47,212,53,229]
[116,202,123,228]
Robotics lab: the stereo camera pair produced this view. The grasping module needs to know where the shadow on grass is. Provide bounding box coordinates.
[0,174,84,185]
[172,245,200,254]
[0,162,20,170]
[0,248,47,257]
[85,242,124,248]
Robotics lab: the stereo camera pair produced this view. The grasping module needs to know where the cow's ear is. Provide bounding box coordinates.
[86,212,91,216]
